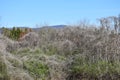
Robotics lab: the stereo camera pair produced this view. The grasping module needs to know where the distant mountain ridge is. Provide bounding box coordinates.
[39,25,66,28]
[49,25,66,28]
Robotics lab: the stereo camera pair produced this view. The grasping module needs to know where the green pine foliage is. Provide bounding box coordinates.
[10,27,21,40]
[1,27,30,40]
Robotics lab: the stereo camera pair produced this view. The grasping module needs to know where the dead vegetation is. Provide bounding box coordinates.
[0,15,120,80]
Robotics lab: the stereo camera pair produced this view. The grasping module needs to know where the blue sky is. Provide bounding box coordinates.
[0,0,120,27]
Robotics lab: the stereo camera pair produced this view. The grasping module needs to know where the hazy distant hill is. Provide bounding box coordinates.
[49,25,66,28]
[32,25,67,31]
[38,25,66,29]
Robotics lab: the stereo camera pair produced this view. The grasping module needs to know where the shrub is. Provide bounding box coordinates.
[23,61,49,80]
[69,56,120,80]
[1,27,11,37]
[0,58,9,80]
[43,45,57,55]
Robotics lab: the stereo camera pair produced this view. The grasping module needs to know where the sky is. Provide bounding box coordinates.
[0,0,120,28]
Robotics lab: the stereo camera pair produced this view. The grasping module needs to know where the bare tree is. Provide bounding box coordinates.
[99,15,120,34]
[104,17,111,31]
[112,16,119,33]
[98,17,111,31]
[118,14,120,33]
[0,16,1,28]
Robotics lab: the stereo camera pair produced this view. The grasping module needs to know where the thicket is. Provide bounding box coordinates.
[2,14,120,80]
[36,14,120,80]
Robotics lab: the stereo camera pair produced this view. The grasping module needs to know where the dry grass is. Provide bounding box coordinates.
[0,20,120,80]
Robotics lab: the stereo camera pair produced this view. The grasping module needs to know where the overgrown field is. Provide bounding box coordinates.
[0,15,120,80]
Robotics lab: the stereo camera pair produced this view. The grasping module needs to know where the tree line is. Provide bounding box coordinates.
[1,27,32,40]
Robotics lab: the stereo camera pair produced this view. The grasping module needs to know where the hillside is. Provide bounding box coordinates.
[0,16,120,80]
